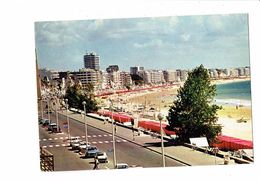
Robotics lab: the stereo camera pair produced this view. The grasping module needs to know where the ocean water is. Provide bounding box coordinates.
[215,80,251,106]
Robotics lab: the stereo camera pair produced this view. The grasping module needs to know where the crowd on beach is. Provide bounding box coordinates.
[100,77,252,141]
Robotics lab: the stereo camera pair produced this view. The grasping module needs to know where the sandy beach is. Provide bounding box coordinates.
[125,78,253,141]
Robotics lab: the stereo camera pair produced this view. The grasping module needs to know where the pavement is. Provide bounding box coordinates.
[57,109,236,166]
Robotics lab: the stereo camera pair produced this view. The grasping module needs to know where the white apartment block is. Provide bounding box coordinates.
[120,71,133,87]
[137,70,151,84]
[163,70,178,83]
[229,69,239,78]
[74,68,101,90]
[39,68,59,80]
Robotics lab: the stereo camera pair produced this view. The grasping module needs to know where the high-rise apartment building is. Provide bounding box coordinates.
[84,52,100,71]
[120,71,133,87]
[130,66,144,75]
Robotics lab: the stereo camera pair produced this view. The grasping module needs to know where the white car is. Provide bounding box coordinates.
[69,136,80,147]
[95,151,108,163]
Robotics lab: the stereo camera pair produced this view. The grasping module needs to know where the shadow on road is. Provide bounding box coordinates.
[144,141,178,148]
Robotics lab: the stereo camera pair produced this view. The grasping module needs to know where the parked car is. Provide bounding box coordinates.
[115,163,129,169]
[84,146,99,158]
[78,142,91,154]
[95,151,108,163]
[42,119,51,127]
[71,139,84,150]
[48,123,57,131]
[69,136,80,147]
[38,118,45,125]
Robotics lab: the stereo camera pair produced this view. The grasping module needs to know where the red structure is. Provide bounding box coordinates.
[138,120,176,136]
[98,110,133,123]
[212,135,253,150]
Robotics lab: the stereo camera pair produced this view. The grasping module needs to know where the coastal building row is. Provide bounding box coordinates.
[208,67,250,79]
[39,52,251,91]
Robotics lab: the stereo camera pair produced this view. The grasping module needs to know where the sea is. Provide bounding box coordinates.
[215,80,251,107]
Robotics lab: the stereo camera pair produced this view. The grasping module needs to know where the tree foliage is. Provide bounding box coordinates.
[167,65,222,144]
[65,83,99,113]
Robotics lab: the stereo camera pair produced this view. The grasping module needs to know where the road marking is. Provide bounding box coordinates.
[48,138,52,140]
[55,144,60,147]
[49,145,53,148]
[122,140,127,142]
[110,141,113,143]
[104,141,109,143]
[43,139,47,141]
[92,135,97,137]
[98,135,102,137]
[103,134,107,137]
[87,135,91,138]
[59,137,63,140]
[116,140,121,142]
[92,141,97,144]
[81,136,85,138]
[54,138,58,140]
[109,134,112,136]
[42,146,47,148]
[98,141,103,144]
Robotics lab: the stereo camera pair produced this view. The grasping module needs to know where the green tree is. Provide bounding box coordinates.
[65,83,99,113]
[167,65,222,144]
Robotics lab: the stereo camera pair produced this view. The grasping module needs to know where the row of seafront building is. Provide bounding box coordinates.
[39,52,251,92]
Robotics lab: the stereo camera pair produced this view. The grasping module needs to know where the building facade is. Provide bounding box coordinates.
[130,66,144,75]
[163,70,178,83]
[73,68,101,90]
[84,52,100,71]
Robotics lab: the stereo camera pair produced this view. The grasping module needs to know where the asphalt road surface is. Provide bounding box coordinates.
[39,110,185,171]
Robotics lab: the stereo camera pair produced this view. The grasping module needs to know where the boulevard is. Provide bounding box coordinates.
[39,108,186,171]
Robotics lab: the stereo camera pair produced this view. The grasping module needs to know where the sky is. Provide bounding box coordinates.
[35,14,250,72]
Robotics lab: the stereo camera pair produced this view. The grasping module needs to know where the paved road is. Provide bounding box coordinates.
[39,110,185,171]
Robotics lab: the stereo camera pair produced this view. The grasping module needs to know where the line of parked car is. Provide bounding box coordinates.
[68,136,108,163]
[38,118,61,133]
[38,116,132,169]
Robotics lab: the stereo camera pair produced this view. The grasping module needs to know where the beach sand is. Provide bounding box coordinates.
[127,85,253,141]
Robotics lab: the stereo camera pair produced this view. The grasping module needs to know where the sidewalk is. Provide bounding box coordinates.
[58,110,235,166]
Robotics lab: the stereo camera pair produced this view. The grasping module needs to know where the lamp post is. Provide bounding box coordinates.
[109,99,117,168]
[39,98,43,119]
[55,97,59,132]
[82,101,88,145]
[47,97,51,122]
[65,99,71,140]
[157,113,166,167]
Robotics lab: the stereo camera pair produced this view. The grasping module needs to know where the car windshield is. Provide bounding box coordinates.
[88,147,97,151]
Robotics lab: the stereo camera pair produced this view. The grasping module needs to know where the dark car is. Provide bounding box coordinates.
[42,119,51,127]
[84,146,99,158]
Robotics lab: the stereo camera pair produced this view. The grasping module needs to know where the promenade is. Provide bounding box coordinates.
[57,109,236,166]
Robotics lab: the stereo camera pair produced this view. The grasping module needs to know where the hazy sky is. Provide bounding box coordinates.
[35,14,250,72]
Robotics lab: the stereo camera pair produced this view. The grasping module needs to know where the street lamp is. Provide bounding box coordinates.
[65,99,71,140]
[55,97,59,132]
[47,97,51,122]
[82,101,88,145]
[109,99,117,168]
[157,113,166,167]
[39,97,43,119]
